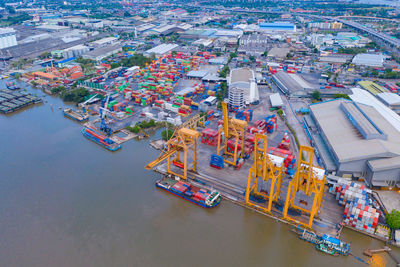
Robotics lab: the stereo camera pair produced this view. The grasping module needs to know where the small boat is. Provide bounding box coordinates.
[156,175,221,208]
[63,108,89,122]
[6,81,20,90]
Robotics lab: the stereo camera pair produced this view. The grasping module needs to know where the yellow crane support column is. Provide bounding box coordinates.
[166,127,200,180]
[245,134,284,213]
[282,146,325,229]
[217,101,247,167]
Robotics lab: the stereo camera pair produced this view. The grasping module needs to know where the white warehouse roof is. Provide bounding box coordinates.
[350,88,400,131]
[352,53,385,67]
[144,43,178,56]
[376,92,400,106]
[270,93,283,107]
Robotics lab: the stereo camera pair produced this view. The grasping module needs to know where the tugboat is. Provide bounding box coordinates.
[156,175,221,208]
[291,226,350,256]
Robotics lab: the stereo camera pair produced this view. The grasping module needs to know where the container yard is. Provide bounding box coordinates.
[55,52,221,150]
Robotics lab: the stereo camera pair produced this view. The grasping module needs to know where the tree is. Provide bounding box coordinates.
[39,52,51,59]
[249,55,256,62]
[161,129,174,141]
[219,65,230,78]
[387,209,400,229]
[124,11,131,17]
[311,90,321,101]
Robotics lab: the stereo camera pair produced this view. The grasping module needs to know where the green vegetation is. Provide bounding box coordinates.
[333,94,350,100]
[338,47,367,55]
[0,12,31,26]
[219,65,230,78]
[365,42,378,50]
[311,90,321,101]
[110,54,151,68]
[62,87,90,103]
[39,52,51,59]
[11,58,33,69]
[229,52,237,61]
[379,69,400,79]
[386,209,400,230]
[126,120,172,136]
[138,119,156,129]
[126,125,141,134]
[161,128,174,141]
[51,86,66,95]
[216,81,227,108]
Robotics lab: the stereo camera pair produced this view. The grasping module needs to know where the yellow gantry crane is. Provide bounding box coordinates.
[245,134,284,213]
[282,146,325,229]
[217,101,248,166]
[145,116,202,180]
[166,127,200,180]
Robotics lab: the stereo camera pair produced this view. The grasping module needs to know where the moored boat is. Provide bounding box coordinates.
[291,226,350,256]
[63,108,89,122]
[82,127,121,151]
[156,175,221,208]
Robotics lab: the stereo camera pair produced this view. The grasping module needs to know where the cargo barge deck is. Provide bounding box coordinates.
[82,127,121,151]
[156,175,221,208]
[63,108,89,122]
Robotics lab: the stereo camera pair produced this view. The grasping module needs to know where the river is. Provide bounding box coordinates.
[0,79,398,267]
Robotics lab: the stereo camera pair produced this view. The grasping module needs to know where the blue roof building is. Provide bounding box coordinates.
[259,22,296,32]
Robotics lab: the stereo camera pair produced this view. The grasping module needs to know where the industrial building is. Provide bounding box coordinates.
[144,44,179,57]
[82,44,122,61]
[309,95,400,188]
[358,81,387,95]
[272,71,311,97]
[376,92,400,113]
[237,33,268,56]
[259,22,296,33]
[227,68,259,108]
[91,37,118,47]
[0,28,17,49]
[352,53,385,67]
[62,44,90,58]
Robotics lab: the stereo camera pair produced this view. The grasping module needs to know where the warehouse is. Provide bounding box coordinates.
[352,53,385,68]
[259,22,296,33]
[309,98,400,188]
[82,44,122,61]
[358,81,387,95]
[272,71,311,97]
[376,92,400,113]
[144,44,179,57]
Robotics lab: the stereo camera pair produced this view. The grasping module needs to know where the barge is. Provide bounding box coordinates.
[82,127,121,151]
[63,108,89,122]
[156,175,221,208]
[292,226,351,256]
